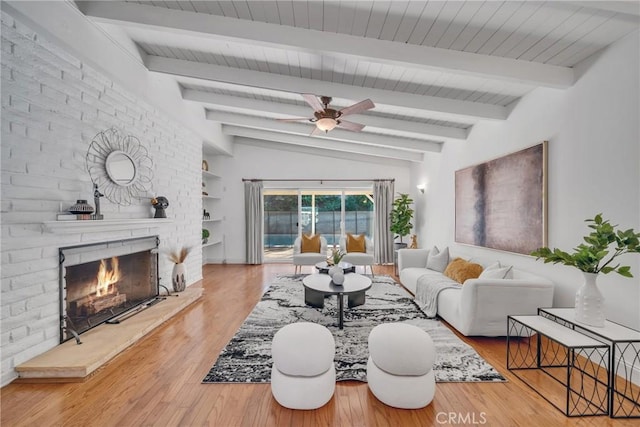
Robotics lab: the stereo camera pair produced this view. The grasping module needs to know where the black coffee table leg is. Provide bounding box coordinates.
[338,293,344,329]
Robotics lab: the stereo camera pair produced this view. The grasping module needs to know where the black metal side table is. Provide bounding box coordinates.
[539,307,640,418]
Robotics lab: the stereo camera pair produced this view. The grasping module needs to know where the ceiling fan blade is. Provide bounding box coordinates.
[276,117,313,122]
[302,93,325,113]
[337,120,365,132]
[339,99,375,116]
[310,126,324,136]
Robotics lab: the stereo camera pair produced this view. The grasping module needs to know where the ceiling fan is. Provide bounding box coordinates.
[277,94,375,135]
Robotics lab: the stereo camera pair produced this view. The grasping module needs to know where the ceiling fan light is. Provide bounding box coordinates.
[316,117,338,132]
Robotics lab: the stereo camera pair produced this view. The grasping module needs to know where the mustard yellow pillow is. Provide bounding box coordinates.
[346,233,366,253]
[301,234,321,253]
[444,258,483,284]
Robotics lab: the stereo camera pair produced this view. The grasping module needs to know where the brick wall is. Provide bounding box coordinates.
[0,11,203,385]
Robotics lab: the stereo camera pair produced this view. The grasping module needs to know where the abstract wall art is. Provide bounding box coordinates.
[455,142,548,255]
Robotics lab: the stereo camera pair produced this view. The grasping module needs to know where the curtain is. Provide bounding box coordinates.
[244,180,263,264]
[373,180,394,264]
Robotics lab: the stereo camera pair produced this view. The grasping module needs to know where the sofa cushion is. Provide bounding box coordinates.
[426,247,449,272]
[346,233,366,253]
[301,234,321,253]
[479,265,513,279]
[444,258,483,284]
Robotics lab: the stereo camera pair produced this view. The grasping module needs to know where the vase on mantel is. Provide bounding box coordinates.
[172,263,186,292]
[574,272,605,327]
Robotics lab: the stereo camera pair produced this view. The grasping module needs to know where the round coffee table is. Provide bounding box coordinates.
[315,261,355,274]
[302,273,372,329]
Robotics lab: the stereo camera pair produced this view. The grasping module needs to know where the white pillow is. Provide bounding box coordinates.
[425,246,439,268]
[427,247,449,272]
[483,261,501,271]
[479,265,513,279]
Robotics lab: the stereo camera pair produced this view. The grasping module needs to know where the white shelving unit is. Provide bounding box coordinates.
[201,155,224,264]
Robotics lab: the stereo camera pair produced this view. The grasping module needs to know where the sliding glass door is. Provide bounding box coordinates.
[263,188,373,261]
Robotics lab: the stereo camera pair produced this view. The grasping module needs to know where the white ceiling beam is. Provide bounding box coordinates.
[234,137,411,168]
[222,126,424,163]
[207,111,442,153]
[148,56,506,122]
[184,89,469,141]
[79,1,574,88]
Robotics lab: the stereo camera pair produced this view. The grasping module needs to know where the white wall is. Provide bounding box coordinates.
[415,30,640,330]
[0,10,209,385]
[217,142,412,264]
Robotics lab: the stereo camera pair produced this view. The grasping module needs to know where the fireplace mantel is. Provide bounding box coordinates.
[43,218,173,233]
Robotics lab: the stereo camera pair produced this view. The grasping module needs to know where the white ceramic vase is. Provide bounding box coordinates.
[328,265,341,278]
[332,271,345,285]
[172,263,186,292]
[574,272,605,327]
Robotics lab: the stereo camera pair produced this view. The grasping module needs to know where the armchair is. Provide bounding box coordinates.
[293,235,328,274]
[339,235,374,276]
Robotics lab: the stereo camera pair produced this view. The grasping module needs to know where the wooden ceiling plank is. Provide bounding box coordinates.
[223,126,426,162]
[80,1,575,88]
[149,55,506,120]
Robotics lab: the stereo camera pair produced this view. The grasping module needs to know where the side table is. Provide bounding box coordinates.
[539,307,640,418]
[507,315,610,417]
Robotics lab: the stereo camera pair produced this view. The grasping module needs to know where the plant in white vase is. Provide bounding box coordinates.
[531,214,640,327]
[327,248,345,278]
[169,246,191,292]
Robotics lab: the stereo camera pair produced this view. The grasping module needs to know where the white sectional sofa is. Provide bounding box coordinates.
[398,248,554,336]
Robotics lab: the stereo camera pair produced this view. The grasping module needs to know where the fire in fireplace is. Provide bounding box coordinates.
[60,236,159,342]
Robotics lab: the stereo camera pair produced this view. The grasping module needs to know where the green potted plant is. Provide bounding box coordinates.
[202,228,210,244]
[531,214,640,327]
[390,193,414,249]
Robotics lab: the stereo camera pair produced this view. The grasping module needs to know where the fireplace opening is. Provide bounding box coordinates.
[60,236,159,343]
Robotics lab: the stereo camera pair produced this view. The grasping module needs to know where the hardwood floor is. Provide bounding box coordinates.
[1,264,637,426]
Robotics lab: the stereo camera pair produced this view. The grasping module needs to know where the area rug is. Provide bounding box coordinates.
[203,274,505,383]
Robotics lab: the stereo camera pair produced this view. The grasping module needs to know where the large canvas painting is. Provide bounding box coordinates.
[455,142,547,255]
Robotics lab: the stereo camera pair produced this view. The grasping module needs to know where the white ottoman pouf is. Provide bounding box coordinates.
[271,322,336,410]
[367,323,436,409]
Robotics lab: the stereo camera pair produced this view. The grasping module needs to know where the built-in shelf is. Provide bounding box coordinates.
[202,170,221,179]
[202,218,222,223]
[202,239,222,248]
[43,218,174,233]
[202,195,221,200]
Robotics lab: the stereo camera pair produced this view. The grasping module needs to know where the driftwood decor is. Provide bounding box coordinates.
[455,142,547,255]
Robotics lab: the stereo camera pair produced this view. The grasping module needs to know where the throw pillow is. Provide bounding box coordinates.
[484,261,501,271]
[444,258,484,284]
[426,246,449,272]
[425,246,439,268]
[301,234,321,253]
[346,233,366,253]
[479,265,513,279]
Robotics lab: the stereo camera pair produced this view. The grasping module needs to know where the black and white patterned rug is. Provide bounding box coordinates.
[203,274,506,383]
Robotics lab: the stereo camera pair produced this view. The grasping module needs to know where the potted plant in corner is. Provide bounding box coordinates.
[390,193,415,250]
[531,214,640,327]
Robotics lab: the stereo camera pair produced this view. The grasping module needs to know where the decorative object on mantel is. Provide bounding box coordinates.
[532,214,640,327]
[169,246,191,292]
[202,229,210,244]
[390,193,414,250]
[92,183,104,220]
[86,128,154,205]
[68,199,94,215]
[151,196,169,218]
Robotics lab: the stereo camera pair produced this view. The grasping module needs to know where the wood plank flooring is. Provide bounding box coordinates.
[1,264,637,426]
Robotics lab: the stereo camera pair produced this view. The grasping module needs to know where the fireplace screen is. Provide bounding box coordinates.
[60,236,159,342]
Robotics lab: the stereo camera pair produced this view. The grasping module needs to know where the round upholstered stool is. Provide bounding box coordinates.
[367,323,436,409]
[271,322,336,410]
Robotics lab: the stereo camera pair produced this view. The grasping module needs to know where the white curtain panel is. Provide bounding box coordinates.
[373,180,394,264]
[244,180,264,264]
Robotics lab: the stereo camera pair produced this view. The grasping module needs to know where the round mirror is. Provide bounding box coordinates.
[106,151,137,186]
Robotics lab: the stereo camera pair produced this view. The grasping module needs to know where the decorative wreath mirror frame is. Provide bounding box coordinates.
[86,128,154,206]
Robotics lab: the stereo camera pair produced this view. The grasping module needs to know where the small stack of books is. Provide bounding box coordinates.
[57,213,92,221]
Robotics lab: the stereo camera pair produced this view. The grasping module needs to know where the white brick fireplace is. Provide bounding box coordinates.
[1,11,203,385]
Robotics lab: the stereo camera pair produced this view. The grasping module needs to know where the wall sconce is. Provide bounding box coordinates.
[416,183,426,194]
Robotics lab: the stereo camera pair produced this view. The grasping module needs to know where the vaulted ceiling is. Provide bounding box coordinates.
[77,1,640,163]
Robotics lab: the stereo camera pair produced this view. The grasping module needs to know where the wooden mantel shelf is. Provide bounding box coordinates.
[42,218,173,233]
[15,287,203,382]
